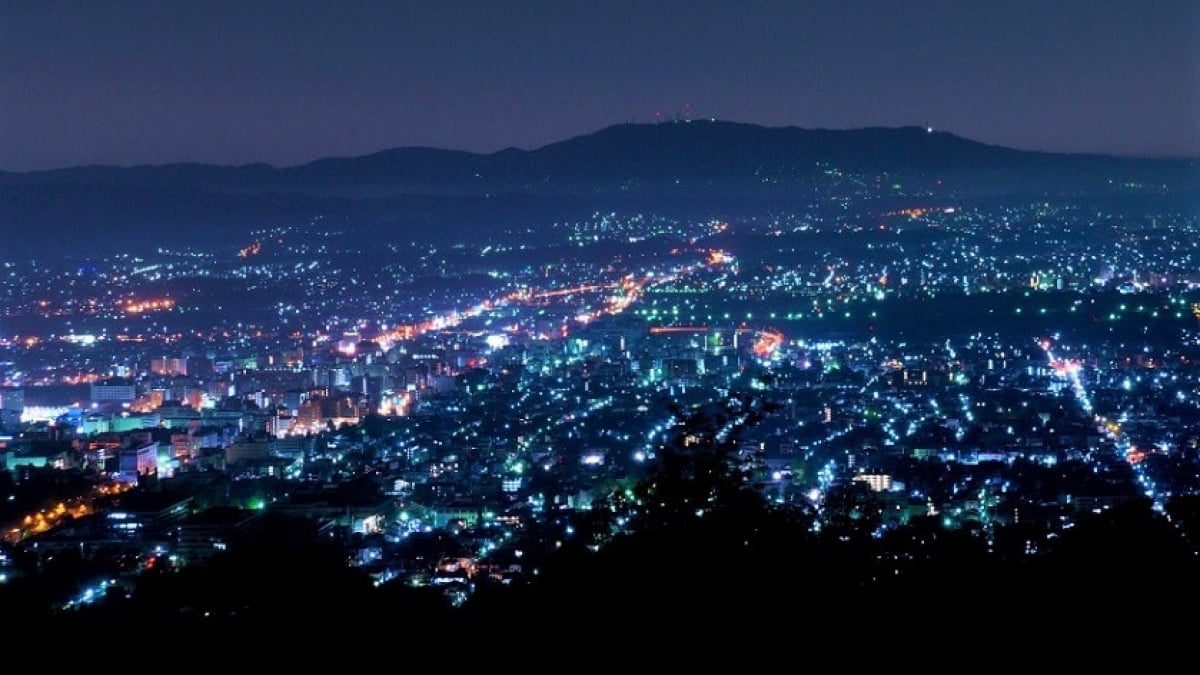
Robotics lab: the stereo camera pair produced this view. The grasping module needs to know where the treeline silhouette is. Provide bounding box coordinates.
[12,394,1200,645]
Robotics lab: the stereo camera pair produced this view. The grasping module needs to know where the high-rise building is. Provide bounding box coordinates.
[151,357,189,377]
[119,441,158,479]
[226,431,272,466]
[91,378,136,403]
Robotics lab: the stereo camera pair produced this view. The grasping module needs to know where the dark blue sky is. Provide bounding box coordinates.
[2,0,1197,170]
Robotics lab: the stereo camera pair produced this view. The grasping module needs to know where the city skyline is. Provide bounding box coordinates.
[2,0,1198,171]
[3,1,1200,634]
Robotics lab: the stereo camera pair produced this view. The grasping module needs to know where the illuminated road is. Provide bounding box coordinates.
[373,252,728,349]
[4,481,133,544]
[1038,339,1197,554]
[645,325,784,361]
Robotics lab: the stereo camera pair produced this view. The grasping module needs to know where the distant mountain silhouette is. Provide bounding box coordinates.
[2,121,1196,260]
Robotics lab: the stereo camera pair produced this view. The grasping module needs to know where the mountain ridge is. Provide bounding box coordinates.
[2,120,1196,261]
[4,120,1193,184]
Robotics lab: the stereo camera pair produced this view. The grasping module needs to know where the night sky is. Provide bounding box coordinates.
[2,0,1197,171]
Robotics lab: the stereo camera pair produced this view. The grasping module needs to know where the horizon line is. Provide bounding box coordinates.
[4,119,1197,174]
